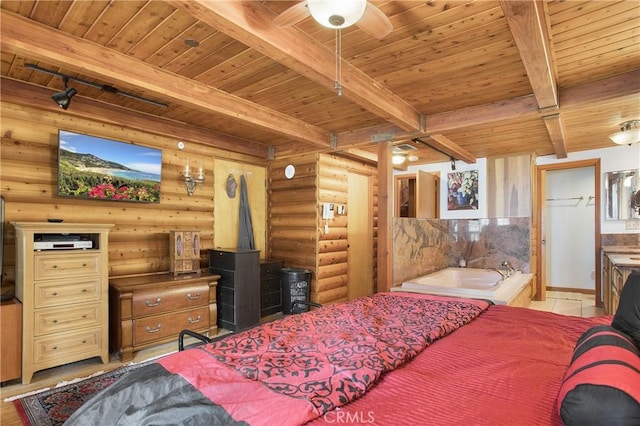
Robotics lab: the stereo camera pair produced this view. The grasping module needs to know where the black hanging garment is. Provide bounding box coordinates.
[237,175,255,249]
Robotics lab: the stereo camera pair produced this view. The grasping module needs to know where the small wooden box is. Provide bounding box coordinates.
[170,231,201,275]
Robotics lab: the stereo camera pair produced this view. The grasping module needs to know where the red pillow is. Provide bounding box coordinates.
[557,325,640,425]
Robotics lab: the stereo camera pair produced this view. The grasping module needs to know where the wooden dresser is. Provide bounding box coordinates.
[109,272,219,362]
[11,222,113,384]
[209,248,260,332]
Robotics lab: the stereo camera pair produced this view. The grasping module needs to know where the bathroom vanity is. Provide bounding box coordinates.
[602,246,640,314]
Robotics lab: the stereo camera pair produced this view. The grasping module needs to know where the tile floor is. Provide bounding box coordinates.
[528,290,605,318]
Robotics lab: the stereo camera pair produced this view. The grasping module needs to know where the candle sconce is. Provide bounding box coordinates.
[182,159,205,196]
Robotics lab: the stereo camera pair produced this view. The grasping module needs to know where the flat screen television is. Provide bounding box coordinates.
[57,130,162,203]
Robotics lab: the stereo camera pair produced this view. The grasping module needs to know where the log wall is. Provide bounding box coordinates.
[269,153,378,306]
[0,101,268,294]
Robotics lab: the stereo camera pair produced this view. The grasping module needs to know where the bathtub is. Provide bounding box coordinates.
[392,267,533,305]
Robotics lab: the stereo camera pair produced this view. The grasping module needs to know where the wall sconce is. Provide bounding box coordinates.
[183,159,204,196]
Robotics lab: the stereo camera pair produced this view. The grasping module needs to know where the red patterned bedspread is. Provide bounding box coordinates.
[309,302,611,426]
[158,292,489,425]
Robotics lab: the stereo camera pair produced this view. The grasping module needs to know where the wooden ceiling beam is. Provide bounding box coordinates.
[426,135,477,164]
[338,95,540,147]
[542,114,568,159]
[560,69,640,110]
[500,0,558,109]
[500,0,565,157]
[426,95,541,133]
[338,69,639,149]
[0,77,271,159]
[0,10,330,148]
[170,0,423,133]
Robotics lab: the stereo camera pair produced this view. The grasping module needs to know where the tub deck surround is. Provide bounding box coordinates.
[394,267,533,306]
[393,217,531,285]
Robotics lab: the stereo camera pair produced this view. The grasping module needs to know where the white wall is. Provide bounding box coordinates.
[397,144,639,233]
[537,144,640,234]
[545,167,595,290]
[402,158,488,219]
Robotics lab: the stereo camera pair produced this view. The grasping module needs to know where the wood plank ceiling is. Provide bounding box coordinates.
[1,1,638,166]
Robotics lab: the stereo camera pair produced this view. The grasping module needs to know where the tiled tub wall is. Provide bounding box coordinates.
[601,233,640,246]
[393,217,531,285]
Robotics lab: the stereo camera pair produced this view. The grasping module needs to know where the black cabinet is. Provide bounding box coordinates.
[209,248,260,332]
[260,260,283,316]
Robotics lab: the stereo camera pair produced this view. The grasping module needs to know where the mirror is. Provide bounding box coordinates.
[604,169,640,220]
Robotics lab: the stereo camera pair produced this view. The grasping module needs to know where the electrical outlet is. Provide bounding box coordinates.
[625,220,640,230]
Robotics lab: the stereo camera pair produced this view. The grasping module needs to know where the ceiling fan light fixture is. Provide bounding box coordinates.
[609,120,640,145]
[308,0,367,29]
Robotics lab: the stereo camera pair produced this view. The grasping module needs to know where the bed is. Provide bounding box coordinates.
[64,280,640,426]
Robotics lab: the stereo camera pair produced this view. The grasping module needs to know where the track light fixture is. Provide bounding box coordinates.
[51,77,77,110]
[25,63,168,109]
[411,137,459,170]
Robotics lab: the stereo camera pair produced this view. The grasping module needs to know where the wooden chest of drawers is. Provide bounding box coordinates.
[12,222,113,384]
[109,272,219,362]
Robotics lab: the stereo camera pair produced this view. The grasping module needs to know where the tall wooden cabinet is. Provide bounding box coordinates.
[209,248,260,332]
[11,222,113,384]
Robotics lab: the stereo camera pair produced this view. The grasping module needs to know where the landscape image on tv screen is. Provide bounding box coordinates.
[57,130,162,203]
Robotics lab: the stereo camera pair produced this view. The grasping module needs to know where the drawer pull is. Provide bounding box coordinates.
[145,298,162,307]
[53,319,58,323]
[145,324,162,333]
[186,292,201,300]
[52,265,58,269]
[82,263,87,267]
[52,346,58,350]
[187,315,202,324]
[52,292,58,296]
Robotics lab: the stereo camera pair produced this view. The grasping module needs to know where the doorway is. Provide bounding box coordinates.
[536,159,601,305]
[347,172,373,300]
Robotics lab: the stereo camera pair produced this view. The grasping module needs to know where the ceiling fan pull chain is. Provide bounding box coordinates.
[334,28,343,97]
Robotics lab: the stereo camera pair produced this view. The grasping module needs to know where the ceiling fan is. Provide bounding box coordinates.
[273,0,393,39]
